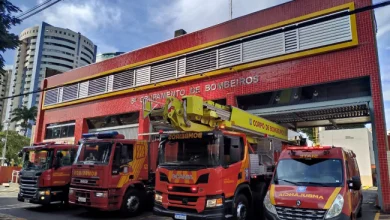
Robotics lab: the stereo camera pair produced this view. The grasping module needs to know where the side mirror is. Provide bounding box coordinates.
[348,176,362,190]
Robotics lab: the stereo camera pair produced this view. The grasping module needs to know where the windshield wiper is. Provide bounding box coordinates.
[296,181,328,186]
[275,179,299,185]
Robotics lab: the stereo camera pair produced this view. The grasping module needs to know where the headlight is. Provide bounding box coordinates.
[206,197,223,208]
[263,190,277,215]
[155,193,163,203]
[325,194,344,219]
[39,190,50,195]
[95,192,107,198]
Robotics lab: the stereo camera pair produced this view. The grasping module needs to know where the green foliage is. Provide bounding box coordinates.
[298,128,314,141]
[11,106,38,136]
[0,130,30,165]
[0,0,21,75]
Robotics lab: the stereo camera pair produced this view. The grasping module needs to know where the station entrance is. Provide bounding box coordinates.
[236,76,385,207]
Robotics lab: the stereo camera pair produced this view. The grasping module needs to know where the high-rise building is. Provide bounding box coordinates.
[96,52,124,63]
[0,69,12,123]
[5,22,97,136]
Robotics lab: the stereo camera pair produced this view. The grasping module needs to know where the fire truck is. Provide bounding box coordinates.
[68,131,159,216]
[17,142,78,206]
[141,95,297,220]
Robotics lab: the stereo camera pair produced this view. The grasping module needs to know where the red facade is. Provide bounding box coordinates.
[34,0,390,211]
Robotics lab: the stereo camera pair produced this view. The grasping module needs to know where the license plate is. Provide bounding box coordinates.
[24,199,30,203]
[80,179,88,184]
[78,197,87,202]
[174,214,186,220]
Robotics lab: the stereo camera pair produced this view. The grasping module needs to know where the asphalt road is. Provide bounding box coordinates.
[0,198,169,220]
[0,190,381,220]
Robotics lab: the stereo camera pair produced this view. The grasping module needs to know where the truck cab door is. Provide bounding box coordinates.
[52,149,73,186]
[110,142,134,188]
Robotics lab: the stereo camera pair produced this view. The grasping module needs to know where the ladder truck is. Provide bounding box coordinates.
[141,95,295,220]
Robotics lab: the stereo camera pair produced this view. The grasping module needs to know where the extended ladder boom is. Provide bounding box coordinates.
[143,95,288,141]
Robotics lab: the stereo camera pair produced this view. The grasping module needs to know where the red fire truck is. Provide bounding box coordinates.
[68,131,159,216]
[17,142,78,206]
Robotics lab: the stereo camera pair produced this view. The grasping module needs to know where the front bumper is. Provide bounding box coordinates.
[265,210,350,220]
[17,188,61,205]
[153,204,228,220]
[69,188,117,211]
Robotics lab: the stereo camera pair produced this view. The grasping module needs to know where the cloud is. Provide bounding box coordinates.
[374,4,390,39]
[149,0,291,36]
[39,0,122,33]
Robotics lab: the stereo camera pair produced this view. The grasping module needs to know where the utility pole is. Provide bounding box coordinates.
[229,0,233,20]
[1,120,10,166]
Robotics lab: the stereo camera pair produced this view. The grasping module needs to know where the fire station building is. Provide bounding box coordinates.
[33,0,390,211]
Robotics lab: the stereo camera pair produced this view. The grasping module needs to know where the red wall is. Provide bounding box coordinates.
[34,0,390,211]
[0,167,21,184]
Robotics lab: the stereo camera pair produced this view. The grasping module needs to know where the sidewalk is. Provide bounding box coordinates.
[0,213,25,220]
[0,183,19,198]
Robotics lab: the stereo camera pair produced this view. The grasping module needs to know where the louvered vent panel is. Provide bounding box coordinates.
[218,44,241,67]
[107,75,114,92]
[135,66,150,86]
[151,60,176,83]
[186,50,216,75]
[299,14,352,50]
[44,89,58,105]
[62,84,78,101]
[58,88,63,102]
[88,77,107,96]
[177,58,186,77]
[242,33,284,62]
[79,82,88,98]
[284,30,298,53]
[113,70,134,90]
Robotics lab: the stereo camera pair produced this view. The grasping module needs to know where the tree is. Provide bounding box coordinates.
[0,130,30,165]
[11,106,38,136]
[0,0,21,76]
[298,128,314,141]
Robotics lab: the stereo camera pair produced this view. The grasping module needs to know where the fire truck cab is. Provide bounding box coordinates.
[264,146,363,220]
[17,142,78,206]
[68,131,158,216]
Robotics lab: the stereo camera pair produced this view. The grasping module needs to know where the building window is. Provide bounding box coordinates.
[45,121,75,139]
[86,112,139,129]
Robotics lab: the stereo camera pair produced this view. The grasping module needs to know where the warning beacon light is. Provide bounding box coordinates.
[81,131,124,139]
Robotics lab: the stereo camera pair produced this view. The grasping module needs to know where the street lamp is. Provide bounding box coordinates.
[1,120,10,166]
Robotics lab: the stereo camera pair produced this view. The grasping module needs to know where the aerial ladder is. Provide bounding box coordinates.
[142,95,294,220]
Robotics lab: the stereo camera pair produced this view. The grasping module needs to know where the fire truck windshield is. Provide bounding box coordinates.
[159,135,220,168]
[75,142,112,165]
[273,158,344,187]
[23,150,53,171]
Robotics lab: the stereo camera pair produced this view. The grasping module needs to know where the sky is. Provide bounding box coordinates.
[3,0,390,130]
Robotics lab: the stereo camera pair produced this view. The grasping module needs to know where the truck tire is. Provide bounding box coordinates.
[120,188,143,217]
[233,194,250,220]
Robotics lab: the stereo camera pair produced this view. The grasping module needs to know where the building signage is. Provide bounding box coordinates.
[131,75,259,104]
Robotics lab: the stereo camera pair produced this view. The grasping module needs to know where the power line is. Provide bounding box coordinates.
[16,0,52,19]
[2,0,390,102]
[17,0,63,21]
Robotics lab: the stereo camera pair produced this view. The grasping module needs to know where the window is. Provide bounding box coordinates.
[223,136,244,165]
[86,112,139,129]
[45,121,75,139]
[56,149,74,167]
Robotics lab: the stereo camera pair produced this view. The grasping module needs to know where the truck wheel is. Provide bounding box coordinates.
[121,189,143,217]
[234,194,250,220]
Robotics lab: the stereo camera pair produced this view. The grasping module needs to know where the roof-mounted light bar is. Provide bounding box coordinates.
[81,131,124,139]
[287,146,333,151]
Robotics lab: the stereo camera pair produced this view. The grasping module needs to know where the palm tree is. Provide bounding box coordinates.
[11,106,38,136]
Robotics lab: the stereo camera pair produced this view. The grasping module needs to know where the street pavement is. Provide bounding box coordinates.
[0,186,383,220]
